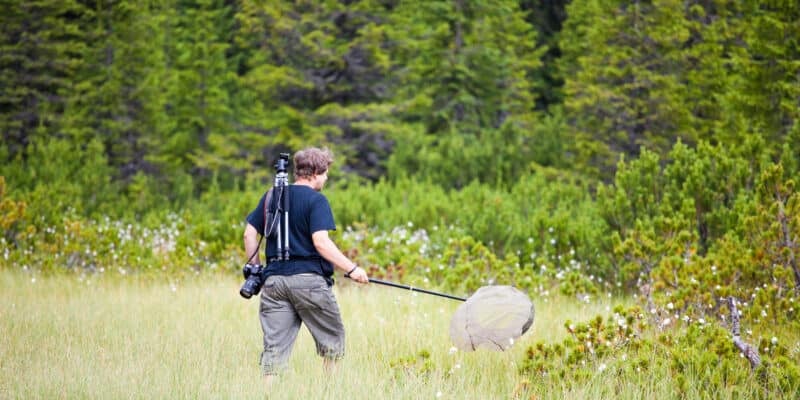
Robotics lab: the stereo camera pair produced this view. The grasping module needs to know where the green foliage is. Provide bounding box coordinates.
[385,0,545,187]
[232,0,397,181]
[329,168,610,280]
[559,0,799,180]
[336,224,515,295]
[599,140,762,282]
[2,138,119,223]
[595,137,799,335]
[0,176,27,247]
[389,349,433,379]
[520,305,655,386]
[0,0,90,158]
[60,1,174,187]
[717,1,800,148]
[4,5,800,395]
[0,208,239,278]
[160,0,237,188]
[520,309,800,398]
[4,0,798,211]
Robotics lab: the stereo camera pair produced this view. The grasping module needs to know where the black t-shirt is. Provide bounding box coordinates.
[246,185,336,283]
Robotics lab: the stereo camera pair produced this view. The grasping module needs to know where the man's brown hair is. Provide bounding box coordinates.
[293,147,333,179]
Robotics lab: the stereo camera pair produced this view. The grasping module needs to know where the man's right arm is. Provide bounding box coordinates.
[312,230,368,284]
[243,223,261,265]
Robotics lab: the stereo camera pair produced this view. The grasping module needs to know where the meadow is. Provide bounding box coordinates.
[0,269,650,400]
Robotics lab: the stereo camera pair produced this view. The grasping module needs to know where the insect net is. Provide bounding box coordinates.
[448,285,534,351]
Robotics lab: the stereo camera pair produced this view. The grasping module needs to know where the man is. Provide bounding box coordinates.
[243,147,369,382]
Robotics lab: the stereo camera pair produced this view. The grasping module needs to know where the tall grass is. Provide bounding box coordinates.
[1,270,750,400]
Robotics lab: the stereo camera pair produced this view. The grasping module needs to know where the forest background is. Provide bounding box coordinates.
[1,0,800,397]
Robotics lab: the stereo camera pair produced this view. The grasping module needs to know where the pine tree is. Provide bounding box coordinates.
[157,0,237,191]
[560,0,703,179]
[386,0,544,187]
[0,0,90,160]
[519,0,570,109]
[715,1,800,154]
[559,0,800,179]
[60,1,172,183]
[232,0,397,182]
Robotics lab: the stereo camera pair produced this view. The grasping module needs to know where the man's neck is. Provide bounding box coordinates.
[294,178,314,188]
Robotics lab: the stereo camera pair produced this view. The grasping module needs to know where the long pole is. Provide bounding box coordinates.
[368,278,467,302]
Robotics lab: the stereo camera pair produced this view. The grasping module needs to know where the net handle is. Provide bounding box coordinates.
[367,278,467,302]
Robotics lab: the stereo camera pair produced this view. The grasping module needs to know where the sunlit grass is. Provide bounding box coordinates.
[0,270,644,399]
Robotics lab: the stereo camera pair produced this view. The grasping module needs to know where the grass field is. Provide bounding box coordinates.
[3,270,786,399]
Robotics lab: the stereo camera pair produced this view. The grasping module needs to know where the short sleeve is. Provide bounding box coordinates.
[246,192,267,233]
[309,194,336,233]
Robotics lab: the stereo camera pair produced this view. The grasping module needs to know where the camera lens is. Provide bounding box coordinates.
[240,278,257,298]
[239,268,263,299]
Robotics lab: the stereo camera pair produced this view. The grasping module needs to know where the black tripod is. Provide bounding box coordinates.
[266,153,291,261]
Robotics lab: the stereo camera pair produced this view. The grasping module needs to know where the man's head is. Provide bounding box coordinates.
[293,147,333,190]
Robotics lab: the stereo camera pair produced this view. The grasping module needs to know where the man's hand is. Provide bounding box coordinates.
[346,266,369,284]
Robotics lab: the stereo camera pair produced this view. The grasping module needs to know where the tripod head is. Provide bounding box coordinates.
[274,153,290,188]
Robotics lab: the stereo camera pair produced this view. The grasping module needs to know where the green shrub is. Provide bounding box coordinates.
[519,308,800,398]
[329,167,610,284]
[0,176,26,248]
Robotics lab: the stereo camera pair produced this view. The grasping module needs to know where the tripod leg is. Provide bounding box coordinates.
[282,184,291,259]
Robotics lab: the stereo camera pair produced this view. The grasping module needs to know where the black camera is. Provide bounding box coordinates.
[239,263,265,299]
[275,153,290,173]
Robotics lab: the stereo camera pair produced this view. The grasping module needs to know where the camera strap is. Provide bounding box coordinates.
[262,188,274,238]
[243,189,273,266]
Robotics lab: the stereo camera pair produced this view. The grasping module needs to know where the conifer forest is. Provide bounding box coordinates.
[2,1,800,397]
